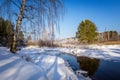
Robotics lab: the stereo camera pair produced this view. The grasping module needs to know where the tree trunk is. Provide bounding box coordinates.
[10,0,26,53]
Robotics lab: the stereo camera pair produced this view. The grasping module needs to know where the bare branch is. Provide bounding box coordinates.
[11,0,21,9]
[18,0,22,5]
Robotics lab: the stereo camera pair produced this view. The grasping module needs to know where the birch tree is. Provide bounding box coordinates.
[0,0,64,53]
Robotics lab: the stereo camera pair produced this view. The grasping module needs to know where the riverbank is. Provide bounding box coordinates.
[0,47,90,80]
[58,45,120,61]
[0,44,120,80]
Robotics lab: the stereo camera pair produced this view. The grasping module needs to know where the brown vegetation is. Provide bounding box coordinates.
[98,41,120,45]
[26,40,59,47]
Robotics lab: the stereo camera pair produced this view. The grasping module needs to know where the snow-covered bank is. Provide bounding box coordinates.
[59,45,120,61]
[1,44,119,80]
[0,47,45,80]
[0,47,91,80]
[18,47,91,80]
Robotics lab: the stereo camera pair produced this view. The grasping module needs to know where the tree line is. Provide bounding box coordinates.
[0,17,14,47]
[76,19,120,44]
[0,17,24,48]
[98,31,119,42]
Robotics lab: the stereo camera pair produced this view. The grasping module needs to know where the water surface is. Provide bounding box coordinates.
[60,53,120,80]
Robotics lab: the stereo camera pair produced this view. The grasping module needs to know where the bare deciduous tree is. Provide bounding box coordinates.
[0,0,64,53]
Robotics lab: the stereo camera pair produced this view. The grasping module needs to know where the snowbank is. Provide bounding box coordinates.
[0,46,91,80]
[0,47,46,80]
[59,45,120,61]
[18,46,91,80]
[87,44,120,49]
[3,45,119,80]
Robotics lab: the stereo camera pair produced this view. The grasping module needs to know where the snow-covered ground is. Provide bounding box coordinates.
[17,46,91,80]
[0,47,90,80]
[59,45,120,61]
[0,47,45,80]
[0,45,120,80]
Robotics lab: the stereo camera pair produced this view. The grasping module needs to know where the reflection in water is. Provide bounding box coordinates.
[58,52,120,80]
[60,53,80,71]
[77,56,100,76]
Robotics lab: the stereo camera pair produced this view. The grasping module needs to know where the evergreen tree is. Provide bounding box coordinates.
[99,31,119,42]
[0,17,14,47]
[76,19,98,44]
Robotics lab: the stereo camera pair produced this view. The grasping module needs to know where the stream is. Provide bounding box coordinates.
[22,49,120,80]
[59,52,120,80]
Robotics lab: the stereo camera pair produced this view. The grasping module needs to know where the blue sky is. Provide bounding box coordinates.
[56,0,120,39]
[0,0,120,39]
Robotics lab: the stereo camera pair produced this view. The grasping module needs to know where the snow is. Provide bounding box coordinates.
[59,45,120,61]
[0,47,90,80]
[18,47,91,80]
[1,44,119,80]
[0,47,45,80]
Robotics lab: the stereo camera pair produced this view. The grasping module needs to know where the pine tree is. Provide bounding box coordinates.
[76,20,98,44]
[0,17,14,47]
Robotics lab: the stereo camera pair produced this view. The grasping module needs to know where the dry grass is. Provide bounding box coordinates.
[26,41,38,46]
[98,41,120,45]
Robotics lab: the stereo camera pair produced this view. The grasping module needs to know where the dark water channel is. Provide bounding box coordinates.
[59,52,120,80]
